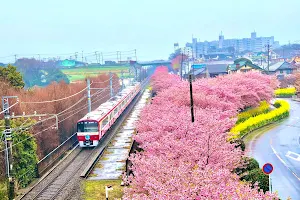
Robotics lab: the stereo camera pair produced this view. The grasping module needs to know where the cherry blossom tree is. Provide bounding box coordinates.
[123,67,279,199]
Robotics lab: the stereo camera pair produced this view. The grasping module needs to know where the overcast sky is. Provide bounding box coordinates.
[1,0,299,62]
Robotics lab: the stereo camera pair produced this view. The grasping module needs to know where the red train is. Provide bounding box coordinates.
[76,82,141,147]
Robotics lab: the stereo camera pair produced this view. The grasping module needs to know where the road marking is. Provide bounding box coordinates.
[270,141,300,181]
[286,151,300,161]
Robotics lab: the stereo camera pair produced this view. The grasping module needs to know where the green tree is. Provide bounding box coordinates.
[231,139,246,151]
[234,157,259,176]
[0,118,38,189]
[241,168,269,192]
[234,157,269,192]
[0,64,25,89]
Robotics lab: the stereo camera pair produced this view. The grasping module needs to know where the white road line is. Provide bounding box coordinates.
[270,142,300,181]
[286,151,300,161]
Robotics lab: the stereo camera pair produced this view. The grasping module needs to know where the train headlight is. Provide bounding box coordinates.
[85,135,90,140]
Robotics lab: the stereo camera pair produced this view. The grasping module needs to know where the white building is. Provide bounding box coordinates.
[186,32,280,58]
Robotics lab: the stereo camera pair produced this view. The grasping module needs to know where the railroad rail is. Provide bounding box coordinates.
[19,77,150,200]
[81,76,149,178]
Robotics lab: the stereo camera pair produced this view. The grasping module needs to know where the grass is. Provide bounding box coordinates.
[83,179,124,200]
[95,162,104,169]
[61,66,131,82]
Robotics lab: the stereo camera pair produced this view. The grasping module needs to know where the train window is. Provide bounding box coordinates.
[102,116,109,127]
[113,108,118,116]
[77,121,98,132]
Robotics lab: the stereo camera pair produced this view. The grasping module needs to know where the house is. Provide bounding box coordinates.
[268,61,296,79]
[227,58,264,74]
[190,64,228,78]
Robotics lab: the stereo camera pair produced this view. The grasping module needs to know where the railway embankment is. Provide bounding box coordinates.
[83,89,151,199]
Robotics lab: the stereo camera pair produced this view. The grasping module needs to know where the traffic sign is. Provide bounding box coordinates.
[262,163,273,175]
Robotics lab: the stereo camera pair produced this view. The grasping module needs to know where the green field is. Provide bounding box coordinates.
[61,66,133,82]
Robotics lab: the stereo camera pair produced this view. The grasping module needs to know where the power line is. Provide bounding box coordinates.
[0,101,19,115]
[57,88,109,117]
[20,85,90,104]
[0,90,112,153]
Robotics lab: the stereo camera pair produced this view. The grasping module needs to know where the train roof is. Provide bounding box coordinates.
[78,82,140,122]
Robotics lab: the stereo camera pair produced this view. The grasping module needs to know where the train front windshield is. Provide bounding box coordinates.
[77,121,98,132]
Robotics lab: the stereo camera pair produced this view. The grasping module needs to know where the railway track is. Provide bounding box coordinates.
[31,148,94,200]
[19,78,150,200]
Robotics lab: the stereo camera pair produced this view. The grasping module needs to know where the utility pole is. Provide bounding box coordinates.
[180,52,184,80]
[86,79,91,113]
[120,51,122,62]
[101,52,104,65]
[205,66,209,78]
[188,75,195,123]
[75,52,78,61]
[82,51,84,63]
[282,48,285,61]
[95,51,99,64]
[2,96,18,200]
[121,70,124,90]
[134,49,137,61]
[109,72,113,98]
[266,44,271,74]
[14,55,17,63]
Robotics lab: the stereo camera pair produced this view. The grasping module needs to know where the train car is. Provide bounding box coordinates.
[76,82,141,147]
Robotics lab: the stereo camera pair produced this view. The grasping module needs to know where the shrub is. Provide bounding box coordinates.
[230,100,290,139]
[241,168,269,192]
[274,87,296,97]
[236,101,270,124]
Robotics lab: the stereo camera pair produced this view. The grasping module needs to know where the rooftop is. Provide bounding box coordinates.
[269,61,295,72]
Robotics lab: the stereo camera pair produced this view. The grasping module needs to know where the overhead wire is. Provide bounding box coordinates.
[57,87,110,117]
[20,84,90,104]
[0,74,120,152]
[0,90,113,153]
[0,101,19,115]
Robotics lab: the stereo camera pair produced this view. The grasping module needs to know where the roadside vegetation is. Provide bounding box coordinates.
[230,100,290,139]
[274,87,296,97]
[236,101,270,124]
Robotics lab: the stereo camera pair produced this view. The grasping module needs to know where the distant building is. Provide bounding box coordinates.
[185,32,280,58]
[227,58,264,73]
[268,61,296,76]
[57,59,87,68]
[192,64,228,78]
[105,61,117,65]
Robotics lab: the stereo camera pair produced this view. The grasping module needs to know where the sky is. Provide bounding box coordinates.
[1,0,300,62]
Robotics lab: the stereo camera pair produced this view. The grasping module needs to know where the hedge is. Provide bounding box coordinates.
[230,100,290,139]
[275,87,296,97]
[236,101,270,124]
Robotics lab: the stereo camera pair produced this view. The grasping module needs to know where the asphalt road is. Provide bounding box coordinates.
[247,99,300,200]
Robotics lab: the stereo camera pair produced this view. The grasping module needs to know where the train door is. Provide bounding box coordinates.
[99,121,103,137]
